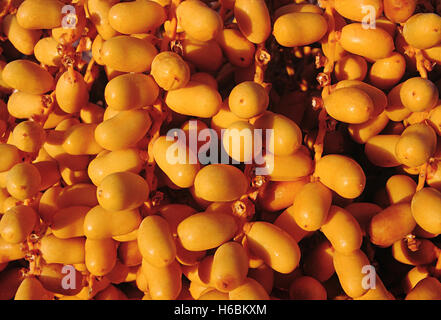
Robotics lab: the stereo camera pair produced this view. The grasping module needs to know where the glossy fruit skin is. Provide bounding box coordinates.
[228,81,269,119]
[157,204,197,237]
[104,73,159,111]
[324,87,374,124]
[402,266,430,294]
[2,60,55,95]
[405,277,441,300]
[334,0,383,22]
[0,144,21,172]
[411,187,441,235]
[315,155,366,199]
[51,206,90,239]
[335,54,368,82]
[11,120,46,154]
[292,182,332,231]
[16,0,64,29]
[137,215,176,268]
[193,164,248,202]
[181,39,223,72]
[399,77,439,112]
[211,242,248,292]
[289,276,327,300]
[95,109,152,151]
[165,81,222,118]
[177,211,238,251]
[369,52,406,90]
[216,29,255,68]
[254,112,302,156]
[7,91,45,120]
[0,236,25,263]
[340,23,394,61]
[6,163,41,201]
[88,148,143,186]
[222,121,257,163]
[55,70,89,114]
[85,238,117,276]
[97,172,149,212]
[177,0,223,42]
[428,104,441,135]
[80,103,105,124]
[355,275,395,300]
[62,123,103,156]
[142,259,182,300]
[84,205,141,239]
[88,0,119,40]
[37,263,84,296]
[365,134,401,167]
[335,80,388,117]
[245,221,301,274]
[423,45,441,64]
[274,3,323,20]
[229,277,269,300]
[403,13,441,50]
[333,249,371,298]
[151,52,190,91]
[320,205,363,254]
[14,277,54,300]
[40,235,85,265]
[384,0,416,23]
[395,123,437,168]
[118,240,142,267]
[273,12,328,47]
[368,202,416,247]
[234,0,271,44]
[257,178,309,212]
[3,14,42,55]
[348,111,389,144]
[386,175,416,204]
[0,205,37,244]
[175,238,206,266]
[108,0,166,34]
[152,136,200,188]
[100,36,158,73]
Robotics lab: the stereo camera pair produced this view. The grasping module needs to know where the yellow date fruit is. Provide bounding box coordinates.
[314,155,366,199]
[104,73,159,111]
[234,0,271,44]
[177,211,238,251]
[177,0,223,42]
[292,182,332,231]
[2,60,54,94]
[137,215,176,268]
[273,12,328,47]
[0,205,37,244]
[411,187,441,235]
[97,171,149,212]
[368,202,416,247]
[108,0,166,34]
[244,221,300,274]
[320,205,363,254]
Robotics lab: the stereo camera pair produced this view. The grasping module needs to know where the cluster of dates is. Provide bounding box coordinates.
[0,0,440,301]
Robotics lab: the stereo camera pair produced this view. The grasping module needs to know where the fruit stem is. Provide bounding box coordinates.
[417,162,428,191]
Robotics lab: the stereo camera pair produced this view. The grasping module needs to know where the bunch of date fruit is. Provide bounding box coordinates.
[0,0,441,301]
